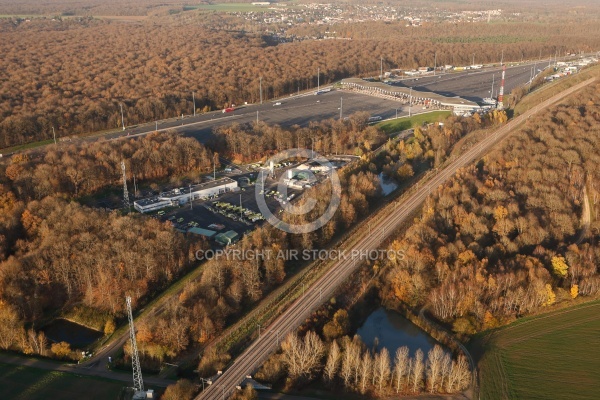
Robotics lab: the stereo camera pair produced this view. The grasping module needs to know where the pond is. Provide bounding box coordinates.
[356,307,438,356]
[378,172,398,196]
[43,319,103,348]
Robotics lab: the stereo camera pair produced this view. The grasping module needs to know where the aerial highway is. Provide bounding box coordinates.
[2,60,554,157]
[196,77,596,400]
[111,61,549,144]
[84,90,401,144]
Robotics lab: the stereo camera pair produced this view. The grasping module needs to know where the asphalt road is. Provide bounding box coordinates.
[108,90,407,145]
[196,76,596,400]
[392,60,550,102]
[106,61,551,147]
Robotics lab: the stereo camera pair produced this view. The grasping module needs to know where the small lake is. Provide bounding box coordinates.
[378,172,398,196]
[356,308,438,356]
[43,319,103,348]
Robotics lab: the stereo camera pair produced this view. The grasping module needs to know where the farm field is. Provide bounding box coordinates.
[0,363,125,400]
[376,110,451,134]
[191,3,286,12]
[473,301,600,400]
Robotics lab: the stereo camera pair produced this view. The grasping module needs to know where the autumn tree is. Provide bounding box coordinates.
[162,379,197,400]
[281,331,325,381]
[393,346,409,393]
[323,340,341,382]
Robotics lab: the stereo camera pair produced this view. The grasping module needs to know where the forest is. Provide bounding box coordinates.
[0,133,217,359]
[379,78,600,335]
[0,115,386,364]
[210,112,385,162]
[2,7,600,149]
[5,132,215,201]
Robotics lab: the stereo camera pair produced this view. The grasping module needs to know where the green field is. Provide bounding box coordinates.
[472,301,600,400]
[0,363,125,400]
[376,111,451,134]
[190,3,280,12]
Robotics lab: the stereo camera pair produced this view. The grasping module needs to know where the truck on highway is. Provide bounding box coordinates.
[314,88,331,95]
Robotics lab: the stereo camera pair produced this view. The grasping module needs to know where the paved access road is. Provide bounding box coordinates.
[197,76,596,400]
[0,351,174,388]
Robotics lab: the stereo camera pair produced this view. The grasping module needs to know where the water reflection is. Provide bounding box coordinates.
[356,308,437,356]
[378,172,398,196]
[43,319,103,348]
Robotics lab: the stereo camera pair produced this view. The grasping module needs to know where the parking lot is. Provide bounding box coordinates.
[150,161,326,244]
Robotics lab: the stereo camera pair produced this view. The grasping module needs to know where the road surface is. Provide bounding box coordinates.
[392,61,548,102]
[58,90,405,147]
[196,76,596,400]
[0,351,174,388]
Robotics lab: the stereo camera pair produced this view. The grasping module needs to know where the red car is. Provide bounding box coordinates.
[223,107,235,113]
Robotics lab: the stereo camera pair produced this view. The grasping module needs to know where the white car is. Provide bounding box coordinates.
[274,102,281,106]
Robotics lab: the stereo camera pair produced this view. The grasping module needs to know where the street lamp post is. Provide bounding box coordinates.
[317,67,320,92]
[408,87,413,117]
[120,103,125,131]
[192,92,196,116]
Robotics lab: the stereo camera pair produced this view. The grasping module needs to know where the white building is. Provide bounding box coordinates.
[133,197,172,213]
[134,178,238,213]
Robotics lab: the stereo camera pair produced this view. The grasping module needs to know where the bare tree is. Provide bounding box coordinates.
[340,337,361,389]
[411,348,424,393]
[440,353,452,392]
[281,331,325,380]
[426,344,445,393]
[446,354,471,393]
[393,346,409,393]
[324,340,341,382]
[373,347,391,391]
[358,350,372,394]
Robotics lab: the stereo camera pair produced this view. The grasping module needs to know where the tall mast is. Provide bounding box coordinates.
[122,161,130,212]
[126,296,144,393]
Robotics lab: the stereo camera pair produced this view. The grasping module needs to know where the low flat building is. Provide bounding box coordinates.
[215,230,239,246]
[133,197,172,213]
[134,178,238,213]
[187,227,217,239]
[160,178,238,205]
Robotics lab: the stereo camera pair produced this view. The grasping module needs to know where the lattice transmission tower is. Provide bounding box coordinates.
[121,160,130,212]
[126,296,144,395]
